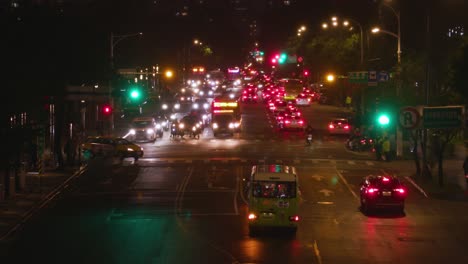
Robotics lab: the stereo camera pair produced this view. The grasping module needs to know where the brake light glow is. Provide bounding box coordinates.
[329,124,335,129]
[366,188,379,194]
[285,120,291,124]
[382,177,390,182]
[394,188,405,194]
[289,215,300,222]
[298,120,304,124]
[344,125,350,129]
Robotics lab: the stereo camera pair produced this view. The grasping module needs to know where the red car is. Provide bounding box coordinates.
[360,175,407,214]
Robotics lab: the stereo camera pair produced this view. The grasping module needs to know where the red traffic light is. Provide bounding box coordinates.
[303,70,309,76]
[103,105,112,115]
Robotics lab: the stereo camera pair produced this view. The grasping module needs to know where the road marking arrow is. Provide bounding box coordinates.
[319,189,334,197]
[311,174,324,181]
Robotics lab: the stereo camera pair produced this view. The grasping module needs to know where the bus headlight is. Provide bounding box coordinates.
[146,129,154,134]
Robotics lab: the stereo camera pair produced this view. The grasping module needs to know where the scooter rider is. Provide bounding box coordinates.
[305,124,314,145]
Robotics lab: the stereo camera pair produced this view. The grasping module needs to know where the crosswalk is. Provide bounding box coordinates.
[133,157,376,167]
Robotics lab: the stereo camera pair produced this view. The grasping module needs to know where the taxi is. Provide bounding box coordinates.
[81,136,144,161]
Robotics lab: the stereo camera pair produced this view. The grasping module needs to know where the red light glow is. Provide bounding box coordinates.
[329,124,335,129]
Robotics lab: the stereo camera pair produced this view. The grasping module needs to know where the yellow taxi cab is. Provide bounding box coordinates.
[81,136,144,161]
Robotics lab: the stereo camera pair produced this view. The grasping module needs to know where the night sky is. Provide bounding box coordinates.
[2,0,467,93]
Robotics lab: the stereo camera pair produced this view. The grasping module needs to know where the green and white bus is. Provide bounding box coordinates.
[247,164,300,234]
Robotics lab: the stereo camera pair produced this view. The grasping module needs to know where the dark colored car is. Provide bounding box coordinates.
[359,175,407,214]
[154,115,170,133]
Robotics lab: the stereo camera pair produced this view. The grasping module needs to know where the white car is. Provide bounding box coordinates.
[295,93,311,106]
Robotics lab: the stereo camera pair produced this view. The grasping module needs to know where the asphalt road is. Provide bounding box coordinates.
[1,102,468,264]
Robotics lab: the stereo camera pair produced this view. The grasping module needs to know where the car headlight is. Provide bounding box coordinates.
[208,90,213,95]
[202,114,208,120]
[156,124,161,129]
[192,126,196,131]
[229,123,235,129]
[170,114,176,120]
[203,103,209,109]
[127,148,134,152]
[212,123,218,129]
[162,104,168,110]
[196,123,201,128]
[199,91,204,96]
[147,129,154,134]
[179,123,185,129]
[174,104,180,109]
[234,122,240,128]
[193,103,199,109]
[129,129,136,135]
[229,93,235,99]
[162,121,167,126]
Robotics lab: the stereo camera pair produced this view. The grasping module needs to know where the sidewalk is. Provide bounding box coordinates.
[0,165,85,241]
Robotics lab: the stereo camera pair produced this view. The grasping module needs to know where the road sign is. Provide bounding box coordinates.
[423,106,464,129]
[348,71,368,84]
[399,107,421,129]
[378,71,389,82]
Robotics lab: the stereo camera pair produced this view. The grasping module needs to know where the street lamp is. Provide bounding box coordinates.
[371,26,401,64]
[322,17,364,66]
[375,2,401,64]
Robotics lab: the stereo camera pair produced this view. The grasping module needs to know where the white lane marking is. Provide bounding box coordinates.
[405,176,429,198]
[317,201,334,205]
[336,169,359,201]
[347,161,356,165]
[313,240,323,264]
[234,175,240,215]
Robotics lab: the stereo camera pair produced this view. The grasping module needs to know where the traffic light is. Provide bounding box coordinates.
[303,70,309,76]
[128,85,143,102]
[377,113,390,126]
[278,53,287,64]
[102,105,112,115]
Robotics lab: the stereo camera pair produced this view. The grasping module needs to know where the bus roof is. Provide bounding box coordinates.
[252,165,297,182]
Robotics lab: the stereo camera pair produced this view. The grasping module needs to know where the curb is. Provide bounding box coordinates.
[0,165,88,241]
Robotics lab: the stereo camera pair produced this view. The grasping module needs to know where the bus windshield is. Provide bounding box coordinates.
[252,181,296,198]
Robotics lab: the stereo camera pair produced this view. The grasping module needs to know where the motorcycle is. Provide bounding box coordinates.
[306,134,313,145]
[346,136,374,151]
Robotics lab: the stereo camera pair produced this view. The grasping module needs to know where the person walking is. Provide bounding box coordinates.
[382,136,391,162]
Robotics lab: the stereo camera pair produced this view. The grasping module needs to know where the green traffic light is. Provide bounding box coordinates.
[130,90,140,99]
[378,114,390,125]
[278,53,287,64]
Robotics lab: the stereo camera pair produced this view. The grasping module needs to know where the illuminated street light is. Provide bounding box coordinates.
[332,21,338,27]
[343,20,349,26]
[297,32,301,36]
[300,25,306,31]
[322,23,328,29]
[372,27,380,33]
[165,70,174,78]
[194,39,199,45]
[326,74,335,82]
[331,16,337,21]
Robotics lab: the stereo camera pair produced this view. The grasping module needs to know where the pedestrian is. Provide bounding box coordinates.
[382,136,391,162]
[375,136,383,161]
[345,96,352,109]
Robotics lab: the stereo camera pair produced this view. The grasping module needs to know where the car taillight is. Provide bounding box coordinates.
[285,120,291,124]
[394,188,405,194]
[382,177,390,182]
[254,96,257,99]
[248,213,257,220]
[329,124,335,129]
[344,125,350,129]
[289,215,300,222]
[366,188,379,194]
[298,120,304,124]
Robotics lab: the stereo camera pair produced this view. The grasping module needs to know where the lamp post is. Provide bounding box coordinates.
[382,2,401,64]
[322,17,364,66]
[109,32,142,132]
